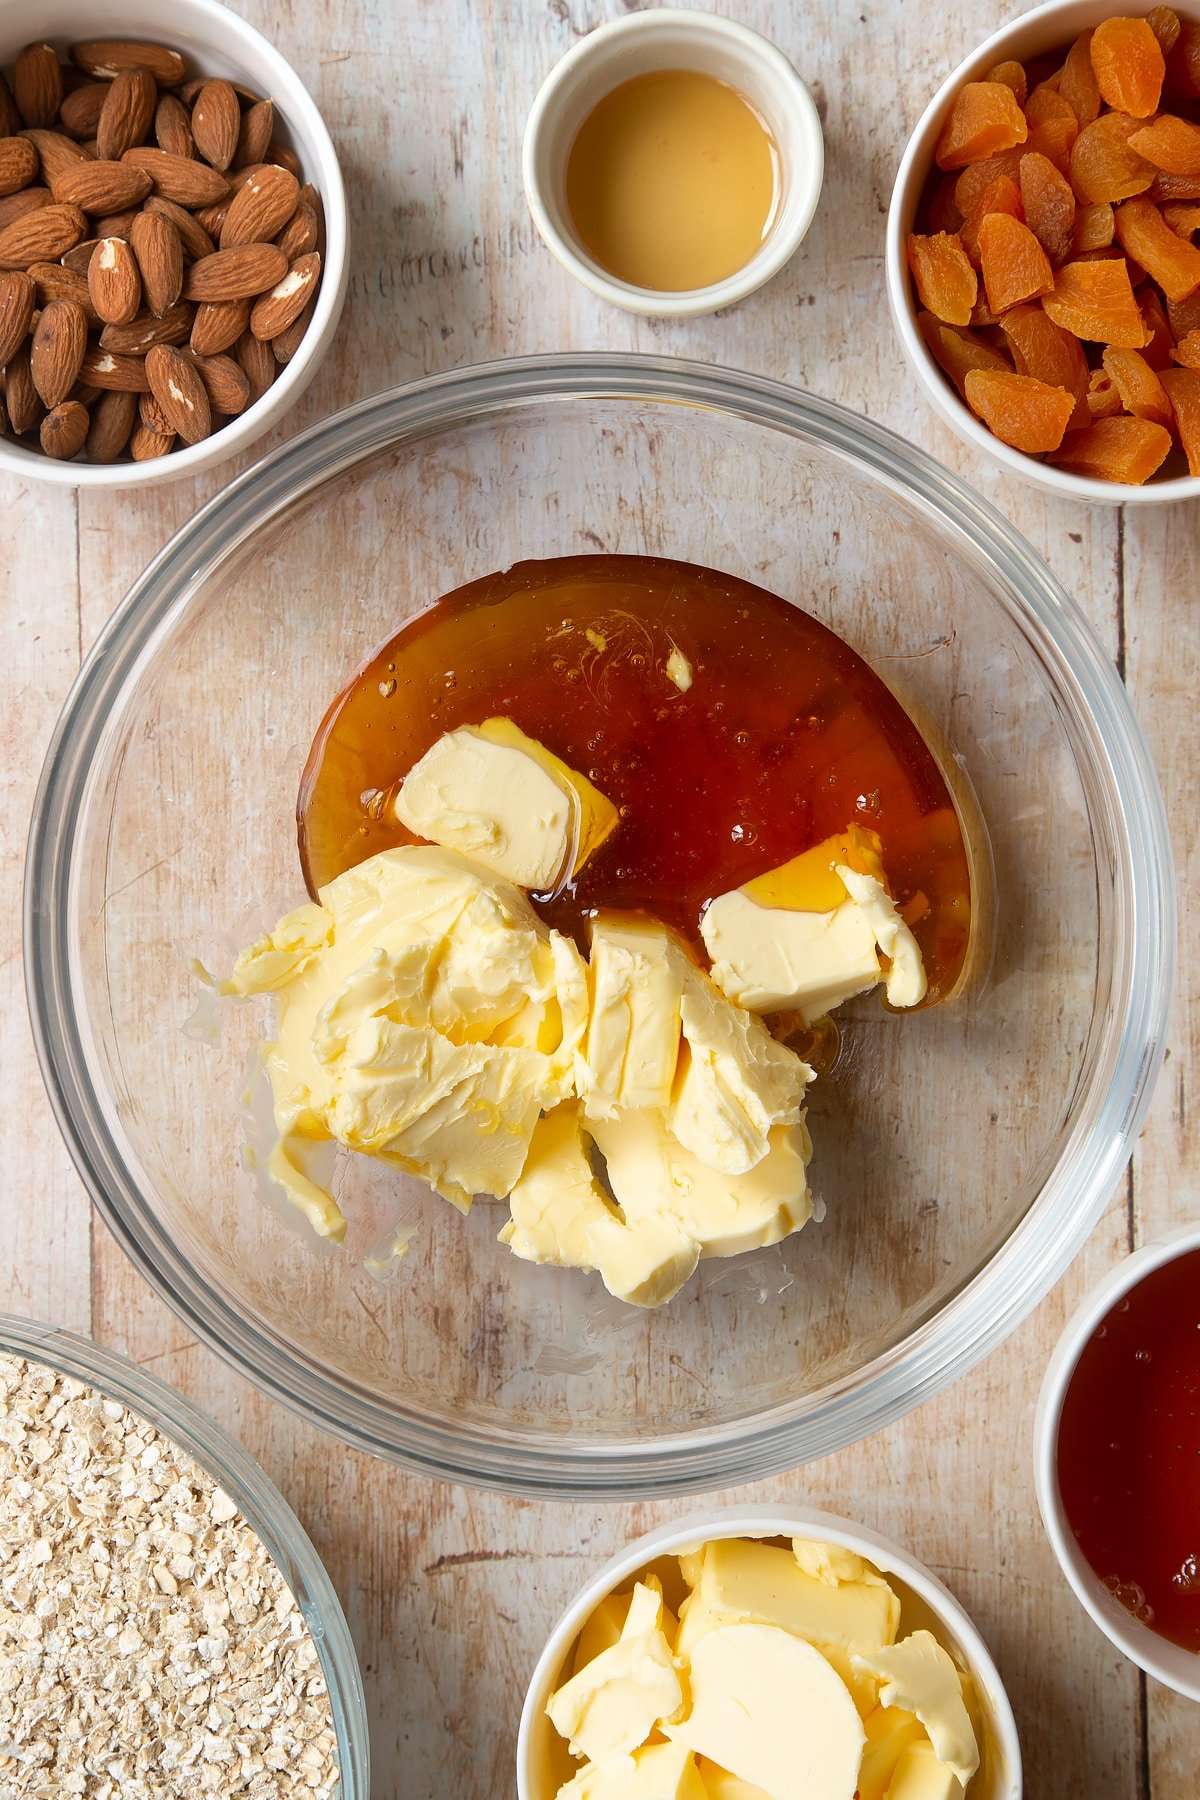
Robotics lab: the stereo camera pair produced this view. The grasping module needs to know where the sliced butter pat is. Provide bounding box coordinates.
[791,1539,892,1590]
[857,1706,928,1800]
[678,1546,706,1593]
[548,1580,683,1772]
[695,1761,773,1800]
[833,866,927,1009]
[664,1623,864,1800]
[673,1538,899,1664]
[502,1106,699,1308]
[591,1111,812,1264]
[886,1740,965,1800]
[581,914,686,1118]
[666,968,812,1175]
[556,1742,708,1800]
[575,1578,678,1677]
[396,717,617,890]
[852,1632,978,1786]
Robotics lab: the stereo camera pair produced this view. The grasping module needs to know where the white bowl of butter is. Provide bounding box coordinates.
[517,1506,1022,1800]
[522,9,824,317]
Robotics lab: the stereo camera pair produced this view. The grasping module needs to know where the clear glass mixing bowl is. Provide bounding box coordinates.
[25,355,1174,1498]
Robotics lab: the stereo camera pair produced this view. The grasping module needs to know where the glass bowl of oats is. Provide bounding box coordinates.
[0,1313,369,1799]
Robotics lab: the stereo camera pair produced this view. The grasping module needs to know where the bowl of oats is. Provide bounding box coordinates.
[0,1313,369,1798]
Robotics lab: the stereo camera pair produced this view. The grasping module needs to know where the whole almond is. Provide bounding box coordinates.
[71,41,186,89]
[20,129,91,184]
[192,350,249,415]
[183,241,286,303]
[99,300,192,354]
[51,159,153,214]
[61,236,101,275]
[122,146,227,207]
[234,99,273,170]
[221,164,298,249]
[270,296,315,366]
[191,79,239,172]
[139,390,172,433]
[85,386,137,460]
[0,187,51,231]
[0,203,85,268]
[234,328,274,404]
[0,75,20,139]
[144,195,212,261]
[189,296,247,355]
[97,66,157,162]
[94,207,141,240]
[274,204,317,261]
[264,140,302,180]
[80,346,150,391]
[0,135,39,196]
[0,269,34,363]
[87,236,141,325]
[70,382,103,408]
[4,340,39,432]
[27,260,98,324]
[129,419,174,459]
[14,45,62,130]
[193,200,229,238]
[59,81,110,140]
[154,93,193,160]
[39,397,89,459]
[130,209,182,315]
[30,296,87,406]
[250,251,320,341]
[145,342,209,442]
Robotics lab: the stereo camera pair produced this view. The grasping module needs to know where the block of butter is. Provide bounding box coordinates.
[395,717,618,891]
[545,1536,979,1800]
[700,826,927,1020]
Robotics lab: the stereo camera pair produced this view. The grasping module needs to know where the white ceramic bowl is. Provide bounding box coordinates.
[886,0,1200,505]
[0,0,348,487]
[516,1504,1023,1800]
[522,8,823,318]
[1035,1223,1200,1701]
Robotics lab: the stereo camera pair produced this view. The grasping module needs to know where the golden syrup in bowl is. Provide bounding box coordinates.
[298,554,972,1005]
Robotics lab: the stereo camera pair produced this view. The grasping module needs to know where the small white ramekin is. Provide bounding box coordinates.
[0,0,348,488]
[516,1504,1022,1800]
[886,0,1200,506]
[522,9,823,318]
[1035,1223,1200,1702]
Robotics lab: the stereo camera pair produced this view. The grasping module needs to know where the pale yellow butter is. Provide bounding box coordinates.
[580,914,686,1119]
[673,1538,899,1664]
[556,1742,708,1800]
[852,1633,979,1787]
[857,1707,928,1800]
[548,1580,683,1773]
[886,1741,966,1800]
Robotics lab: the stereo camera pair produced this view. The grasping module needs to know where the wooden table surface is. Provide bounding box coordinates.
[2,2,1198,1794]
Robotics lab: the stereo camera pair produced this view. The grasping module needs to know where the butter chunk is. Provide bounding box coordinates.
[221,901,332,995]
[886,1741,966,1800]
[396,717,617,891]
[833,866,927,1009]
[852,1633,978,1787]
[575,1578,678,1678]
[581,914,686,1119]
[665,1623,864,1800]
[857,1706,928,1800]
[666,968,812,1175]
[556,1742,709,1800]
[673,1538,899,1665]
[548,1580,683,1772]
[591,1111,812,1264]
[695,1761,772,1800]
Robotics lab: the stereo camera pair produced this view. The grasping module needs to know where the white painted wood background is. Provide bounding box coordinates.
[2,1,1198,1793]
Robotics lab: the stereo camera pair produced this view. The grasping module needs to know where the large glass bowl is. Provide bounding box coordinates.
[26,356,1173,1498]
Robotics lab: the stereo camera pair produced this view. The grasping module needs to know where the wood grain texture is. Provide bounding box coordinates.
[1,2,1197,1795]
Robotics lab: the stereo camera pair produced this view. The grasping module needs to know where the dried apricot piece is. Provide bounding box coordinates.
[1167,288,1200,338]
[1102,345,1174,425]
[1139,286,1176,367]
[978,212,1054,311]
[970,291,1004,328]
[1060,31,1103,126]
[1023,85,1080,168]
[1114,196,1200,300]
[1170,327,1200,367]
[1090,18,1166,117]
[907,232,978,325]
[1087,369,1125,418]
[1070,114,1156,203]
[987,60,1028,103]
[1052,414,1173,480]
[963,369,1076,452]
[1163,202,1200,236]
[1160,367,1200,469]
[1043,258,1149,345]
[1073,201,1116,252]
[1147,7,1182,57]
[935,82,1028,170]
[959,175,1024,266]
[1128,114,1200,175]
[918,311,1013,395]
[1020,152,1077,262]
[1150,170,1200,201]
[955,150,1026,216]
[1164,21,1200,99]
[1001,304,1090,425]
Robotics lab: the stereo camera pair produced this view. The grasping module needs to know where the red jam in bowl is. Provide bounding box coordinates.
[1057,1247,1200,1654]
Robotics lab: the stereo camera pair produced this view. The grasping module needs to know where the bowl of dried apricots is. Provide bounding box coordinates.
[887,1,1200,500]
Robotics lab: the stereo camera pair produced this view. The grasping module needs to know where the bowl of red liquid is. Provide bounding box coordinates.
[1036,1225,1200,1699]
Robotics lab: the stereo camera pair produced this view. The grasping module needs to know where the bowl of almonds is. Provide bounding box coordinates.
[0,0,346,484]
[887,0,1200,501]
